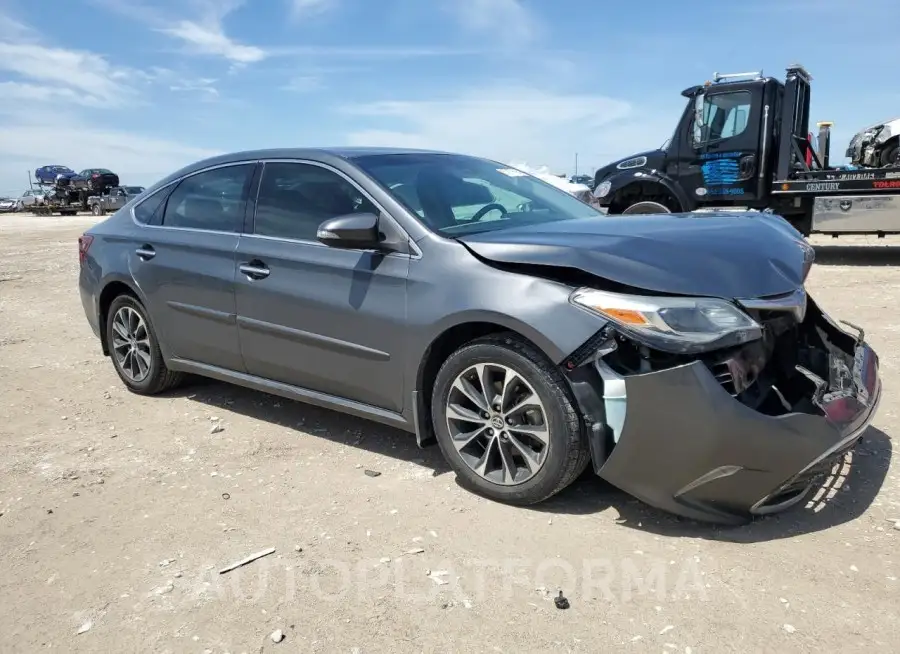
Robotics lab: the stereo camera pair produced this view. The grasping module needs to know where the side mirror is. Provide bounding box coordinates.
[316,212,381,249]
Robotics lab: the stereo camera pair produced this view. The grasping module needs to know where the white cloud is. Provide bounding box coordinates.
[447,0,538,43]
[341,87,671,173]
[169,77,220,98]
[288,0,336,20]
[0,42,137,106]
[160,20,266,64]
[0,12,221,195]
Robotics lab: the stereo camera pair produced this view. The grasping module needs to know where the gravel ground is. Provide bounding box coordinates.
[0,214,898,653]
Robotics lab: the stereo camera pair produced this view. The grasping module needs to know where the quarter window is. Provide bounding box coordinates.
[161,164,254,232]
[133,186,174,225]
[253,162,378,241]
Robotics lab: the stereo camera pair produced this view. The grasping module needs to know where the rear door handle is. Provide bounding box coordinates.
[239,260,270,280]
[135,245,155,260]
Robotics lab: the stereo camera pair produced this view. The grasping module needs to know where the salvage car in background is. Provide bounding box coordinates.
[0,197,17,213]
[76,147,881,525]
[846,116,900,168]
[18,189,47,210]
[34,165,78,185]
[73,168,120,192]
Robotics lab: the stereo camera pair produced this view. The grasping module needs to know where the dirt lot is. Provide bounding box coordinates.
[1,213,898,653]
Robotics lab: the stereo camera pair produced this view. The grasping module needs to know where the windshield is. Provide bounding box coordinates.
[352,153,602,236]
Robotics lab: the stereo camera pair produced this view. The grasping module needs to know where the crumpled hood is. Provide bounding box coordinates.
[458,211,814,298]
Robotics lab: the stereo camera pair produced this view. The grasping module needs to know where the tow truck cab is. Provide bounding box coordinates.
[593,66,820,231]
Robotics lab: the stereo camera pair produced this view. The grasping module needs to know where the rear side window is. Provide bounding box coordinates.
[253,162,378,241]
[161,164,254,232]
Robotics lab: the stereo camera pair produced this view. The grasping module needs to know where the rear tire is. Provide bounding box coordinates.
[430,332,590,505]
[91,204,103,216]
[622,200,672,215]
[105,294,183,395]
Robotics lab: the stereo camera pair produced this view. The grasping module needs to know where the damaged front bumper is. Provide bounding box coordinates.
[567,297,882,525]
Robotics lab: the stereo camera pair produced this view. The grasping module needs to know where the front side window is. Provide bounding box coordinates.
[253,162,378,241]
[692,91,752,147]
[353,153,601,236]
[161,164,253,232]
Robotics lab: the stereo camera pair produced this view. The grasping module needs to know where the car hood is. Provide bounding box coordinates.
[457,211,813,298]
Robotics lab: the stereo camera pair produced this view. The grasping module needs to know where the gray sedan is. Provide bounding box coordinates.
[76,147,881,525]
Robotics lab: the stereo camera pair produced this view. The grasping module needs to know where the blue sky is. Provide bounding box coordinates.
[1,0,898,196]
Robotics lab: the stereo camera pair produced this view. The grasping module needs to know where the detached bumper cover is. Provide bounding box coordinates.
[593,321,881,525]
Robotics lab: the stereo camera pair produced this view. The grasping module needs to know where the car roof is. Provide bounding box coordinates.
[141,146,478,197]
[204,146,454,161]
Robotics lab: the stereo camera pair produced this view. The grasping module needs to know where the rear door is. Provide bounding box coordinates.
[127,162,257,372]
[234,160,410,412]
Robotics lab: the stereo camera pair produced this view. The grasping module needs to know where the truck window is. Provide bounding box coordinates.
[692,91,752,147]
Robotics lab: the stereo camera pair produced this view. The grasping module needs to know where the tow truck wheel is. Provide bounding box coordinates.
[622,200,671,215]
[91,204,103,216]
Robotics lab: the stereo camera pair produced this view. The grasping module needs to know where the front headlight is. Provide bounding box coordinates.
[570,288,762,354]
[594,180,611,198]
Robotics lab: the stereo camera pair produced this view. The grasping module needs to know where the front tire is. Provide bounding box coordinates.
[880,143,899,168]
[431,333,589,505]
[105,294,183,395]
[622,200,672,215]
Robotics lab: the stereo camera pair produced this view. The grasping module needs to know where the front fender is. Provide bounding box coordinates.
[593,169,690,211]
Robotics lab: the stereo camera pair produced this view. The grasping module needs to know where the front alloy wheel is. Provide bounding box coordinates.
[446,363,549,485]
[431,333,590,505]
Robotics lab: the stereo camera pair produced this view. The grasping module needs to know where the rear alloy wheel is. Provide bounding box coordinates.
[431,333,590,505]
[106,295,183,395]
[622,200,671,215]
[91,203,103,216]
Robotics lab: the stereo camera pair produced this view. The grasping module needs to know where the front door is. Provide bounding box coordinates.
[688,88,761,203]
[234,161,410,413]
[128,162,256,372]
[107,188,128,212]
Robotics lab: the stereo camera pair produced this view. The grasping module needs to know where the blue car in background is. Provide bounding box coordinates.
[35,165,78,185]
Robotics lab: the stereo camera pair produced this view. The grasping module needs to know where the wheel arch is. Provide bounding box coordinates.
[97,278,145,356]
[412,318,560,447]
[606,178,688,214]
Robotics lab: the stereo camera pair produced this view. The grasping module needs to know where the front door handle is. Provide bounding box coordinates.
[239,260,270,280]
[136,245,155,260]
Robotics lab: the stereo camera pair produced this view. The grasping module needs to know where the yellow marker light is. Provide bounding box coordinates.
[596,308,650,325]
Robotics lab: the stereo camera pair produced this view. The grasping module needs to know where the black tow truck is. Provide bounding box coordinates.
[592,65,900,236]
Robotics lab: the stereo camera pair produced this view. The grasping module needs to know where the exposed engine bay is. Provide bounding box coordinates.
[846,116,900,168]
[599,294,863,421]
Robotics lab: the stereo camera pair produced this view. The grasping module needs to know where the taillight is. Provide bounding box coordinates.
[78,234,94,266]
